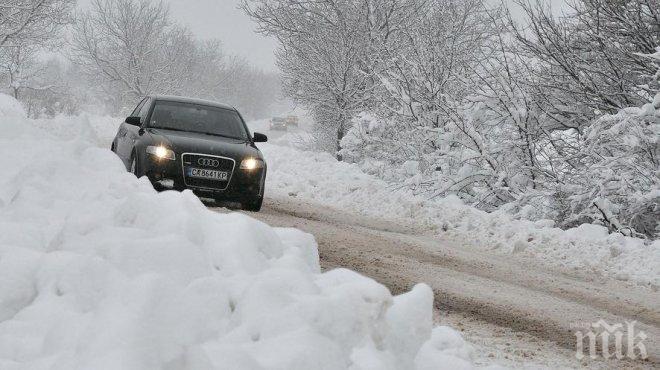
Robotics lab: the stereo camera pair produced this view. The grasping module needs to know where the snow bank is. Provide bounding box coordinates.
[260,141,659,288]
[0,95,481,369]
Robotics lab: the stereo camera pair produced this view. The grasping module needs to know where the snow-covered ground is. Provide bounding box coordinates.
[0,96,490,369]
[3,98,655,368]
[247,120,659,288]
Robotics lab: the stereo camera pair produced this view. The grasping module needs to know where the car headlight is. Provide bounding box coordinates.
[146,145,175,161]
[240,158,264,170]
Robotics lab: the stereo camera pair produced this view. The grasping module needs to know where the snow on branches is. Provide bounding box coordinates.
[67,0,279,115]
[248,0,659,238]
[0,0,74,48]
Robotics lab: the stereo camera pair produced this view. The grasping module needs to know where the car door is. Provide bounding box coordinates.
[116,98,147,168]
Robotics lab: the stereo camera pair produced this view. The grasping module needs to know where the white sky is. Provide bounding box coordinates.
[165,0,278,72]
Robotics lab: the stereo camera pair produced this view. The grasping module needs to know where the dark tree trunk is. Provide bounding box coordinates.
[336,117,345,161]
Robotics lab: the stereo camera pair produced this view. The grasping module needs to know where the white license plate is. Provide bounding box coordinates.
[186,167,229,181]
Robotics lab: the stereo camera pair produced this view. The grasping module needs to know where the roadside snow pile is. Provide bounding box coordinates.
[260,141,660,287]
[0,93,26,118]
[0,96,483,370]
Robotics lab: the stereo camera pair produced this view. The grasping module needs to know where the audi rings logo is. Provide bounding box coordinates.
[198,158,220,167]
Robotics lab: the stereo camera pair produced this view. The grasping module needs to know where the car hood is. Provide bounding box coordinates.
[145,128,262,160]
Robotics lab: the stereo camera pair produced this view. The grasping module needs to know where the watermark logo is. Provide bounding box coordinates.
[573,320,647,360]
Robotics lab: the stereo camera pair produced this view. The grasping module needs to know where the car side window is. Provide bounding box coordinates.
[138,98,152,122]
[130,98,147,117]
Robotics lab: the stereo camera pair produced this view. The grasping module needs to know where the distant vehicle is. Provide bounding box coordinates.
[270,117,288,131]
[286,115,299,127]
[111,95,268,211]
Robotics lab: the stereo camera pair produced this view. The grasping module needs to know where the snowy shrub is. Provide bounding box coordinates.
[336,1,660,238]
[569,94,660,237]
[341,90,660,238]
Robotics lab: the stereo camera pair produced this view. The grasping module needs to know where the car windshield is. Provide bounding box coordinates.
[148,100,249,140]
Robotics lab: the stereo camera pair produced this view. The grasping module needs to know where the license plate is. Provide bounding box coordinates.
[186,167,228,181]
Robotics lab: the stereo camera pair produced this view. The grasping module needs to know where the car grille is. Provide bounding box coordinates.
[181,153,235,190]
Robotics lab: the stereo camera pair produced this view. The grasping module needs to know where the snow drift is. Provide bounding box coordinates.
[0,95,480,369]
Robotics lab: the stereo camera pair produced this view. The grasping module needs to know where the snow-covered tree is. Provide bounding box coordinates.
[70,0,280,116]
[0,0,75,113]
[507,0,659,128]
[0,42,43,99]
[242,0,422,158]
[341,0,511,206]
[71,0,196,107]
[258,0,659,237]
[0,0,74,48]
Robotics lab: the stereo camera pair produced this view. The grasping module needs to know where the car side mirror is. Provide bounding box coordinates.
[253,132,268,143]
[125,116,141,126]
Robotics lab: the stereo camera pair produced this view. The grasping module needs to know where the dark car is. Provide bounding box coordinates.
[269,117,287,131]
[111,95,268,211]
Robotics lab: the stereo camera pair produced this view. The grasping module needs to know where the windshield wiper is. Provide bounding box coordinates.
[149,127,245,141]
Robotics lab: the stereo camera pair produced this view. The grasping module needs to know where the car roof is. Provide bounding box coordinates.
[149,95,236,111]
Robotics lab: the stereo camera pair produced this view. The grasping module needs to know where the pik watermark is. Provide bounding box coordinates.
[572,320,648,360]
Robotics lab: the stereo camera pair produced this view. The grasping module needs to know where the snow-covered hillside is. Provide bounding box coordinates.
[255,127,659,288]
[0,96,481,369]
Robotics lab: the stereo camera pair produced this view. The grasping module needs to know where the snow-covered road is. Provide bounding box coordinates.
[225,195,660,368]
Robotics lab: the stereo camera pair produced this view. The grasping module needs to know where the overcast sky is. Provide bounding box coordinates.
[164,0,278,72]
